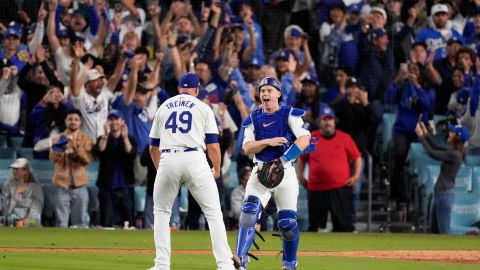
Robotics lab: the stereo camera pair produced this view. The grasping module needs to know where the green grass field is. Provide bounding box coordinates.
[0,227,479,270]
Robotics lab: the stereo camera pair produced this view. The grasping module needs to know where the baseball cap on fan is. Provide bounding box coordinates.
[10,158,29,169]
[370,28,387,40]
[86,69,105,82]
[108,109,124,119]
[179,72,200,88]
[447,124,470,143]
[319,103,335,119]
[431,4,449,16]
[345,76,363,89]
[370,7,387,21]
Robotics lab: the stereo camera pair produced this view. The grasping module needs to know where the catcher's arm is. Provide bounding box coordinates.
[279,135,310,164]
[243,137,288,154]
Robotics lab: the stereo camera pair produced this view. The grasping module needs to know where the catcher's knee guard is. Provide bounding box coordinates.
[235,196,263,267]
[277,210,299,269]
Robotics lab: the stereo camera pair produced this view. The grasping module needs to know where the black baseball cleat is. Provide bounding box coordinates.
[232,255,242,270]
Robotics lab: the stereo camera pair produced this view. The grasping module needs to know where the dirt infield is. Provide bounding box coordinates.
[1,248,479,264]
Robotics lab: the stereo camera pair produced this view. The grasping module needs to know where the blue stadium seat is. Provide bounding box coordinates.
[420,165,440,232]
[380,113,396,154]
[472,167,480,193]
[87,161,99,186]
[0,159,14,187]
[17,148,34,160]
[450,191,480,235]
[455,166,472,192]
[407,143,440,175]
[297,185,309,232]
[29,160,55,185]
[135,186,147,213]
[179,184,188,212]
[9,136,23,148]
[466,154,480,167]
[425,165,440,194]
[0,134,7,148]
[0,147,16,159]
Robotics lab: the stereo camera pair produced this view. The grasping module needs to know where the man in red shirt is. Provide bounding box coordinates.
[297,104,362,232]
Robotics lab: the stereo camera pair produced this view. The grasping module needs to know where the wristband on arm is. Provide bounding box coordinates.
[281,143,302,162]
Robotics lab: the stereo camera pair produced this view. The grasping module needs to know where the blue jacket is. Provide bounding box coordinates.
[384,82,435,137]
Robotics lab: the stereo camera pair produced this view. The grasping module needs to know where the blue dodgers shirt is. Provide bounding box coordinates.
[113,95,152,153]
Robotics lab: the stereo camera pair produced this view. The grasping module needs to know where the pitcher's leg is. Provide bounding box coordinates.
[188,175,234,270]
[152,165,180,270]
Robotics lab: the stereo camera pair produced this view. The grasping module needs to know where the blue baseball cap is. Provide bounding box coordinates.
[319,103,335,119]
[285,25,304,39]
[447,124,470,142]
[456,88,470,105]
[290,28,303,38]
[58,29,69,38]
[179,72,200,88]
[447,36,462,46]
[108,109,123,119]
[3,27,21,38]
[346,3,362,13]
[370,28,387,40]
[275,49,291,61]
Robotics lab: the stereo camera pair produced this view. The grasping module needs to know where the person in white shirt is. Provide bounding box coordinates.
[147,72,234,270]
[70,52,114,142]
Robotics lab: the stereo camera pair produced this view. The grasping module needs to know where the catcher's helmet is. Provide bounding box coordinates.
[258,77,281,92]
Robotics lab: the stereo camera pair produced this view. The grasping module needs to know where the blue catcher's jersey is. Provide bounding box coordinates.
[242,106,306,162]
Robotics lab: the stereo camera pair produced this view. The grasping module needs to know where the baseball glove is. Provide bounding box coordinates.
[257,159,285,188]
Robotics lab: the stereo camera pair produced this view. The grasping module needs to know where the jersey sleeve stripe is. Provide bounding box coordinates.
[205,133,218,144]
[149,137,160,147]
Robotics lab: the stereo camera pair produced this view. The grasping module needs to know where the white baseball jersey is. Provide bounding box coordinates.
[148,92,234,269]
[149,93,219,151]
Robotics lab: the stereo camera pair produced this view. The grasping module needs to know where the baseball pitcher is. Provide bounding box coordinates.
[233,77,312,270]
[148,73,234,270]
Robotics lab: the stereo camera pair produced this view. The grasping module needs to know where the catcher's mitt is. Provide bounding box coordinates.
[257,159,285,188]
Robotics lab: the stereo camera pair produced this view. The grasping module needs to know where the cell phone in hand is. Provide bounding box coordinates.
[115,0,122,13]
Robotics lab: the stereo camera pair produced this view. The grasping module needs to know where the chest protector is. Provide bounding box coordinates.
[251,106,295,162]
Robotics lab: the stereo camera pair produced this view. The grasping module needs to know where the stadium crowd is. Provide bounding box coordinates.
[1,0,480,234]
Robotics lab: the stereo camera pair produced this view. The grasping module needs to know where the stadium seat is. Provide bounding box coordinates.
[450,191,480,235]
[380,113,396,154]
[472,167,480,193]
[420,165,440,232]
[9,136,23,148]
[179,184,189,212]
[29,160,55,185]
[135,186,147,213]
[455,166,472,192]
[407,143,440,175]
[466,154,480,167]
[17,147,34,160]
[297,185,309,232]
[0,134,7,148]
[0,147,16,159]
[87,161,99,186]
[0,159,14,187]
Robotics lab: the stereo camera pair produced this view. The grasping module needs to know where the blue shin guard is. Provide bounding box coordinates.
[277,210,299,269]
[235,196,263,268]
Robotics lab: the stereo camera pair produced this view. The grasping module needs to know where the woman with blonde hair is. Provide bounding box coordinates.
[1,158,44,226]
